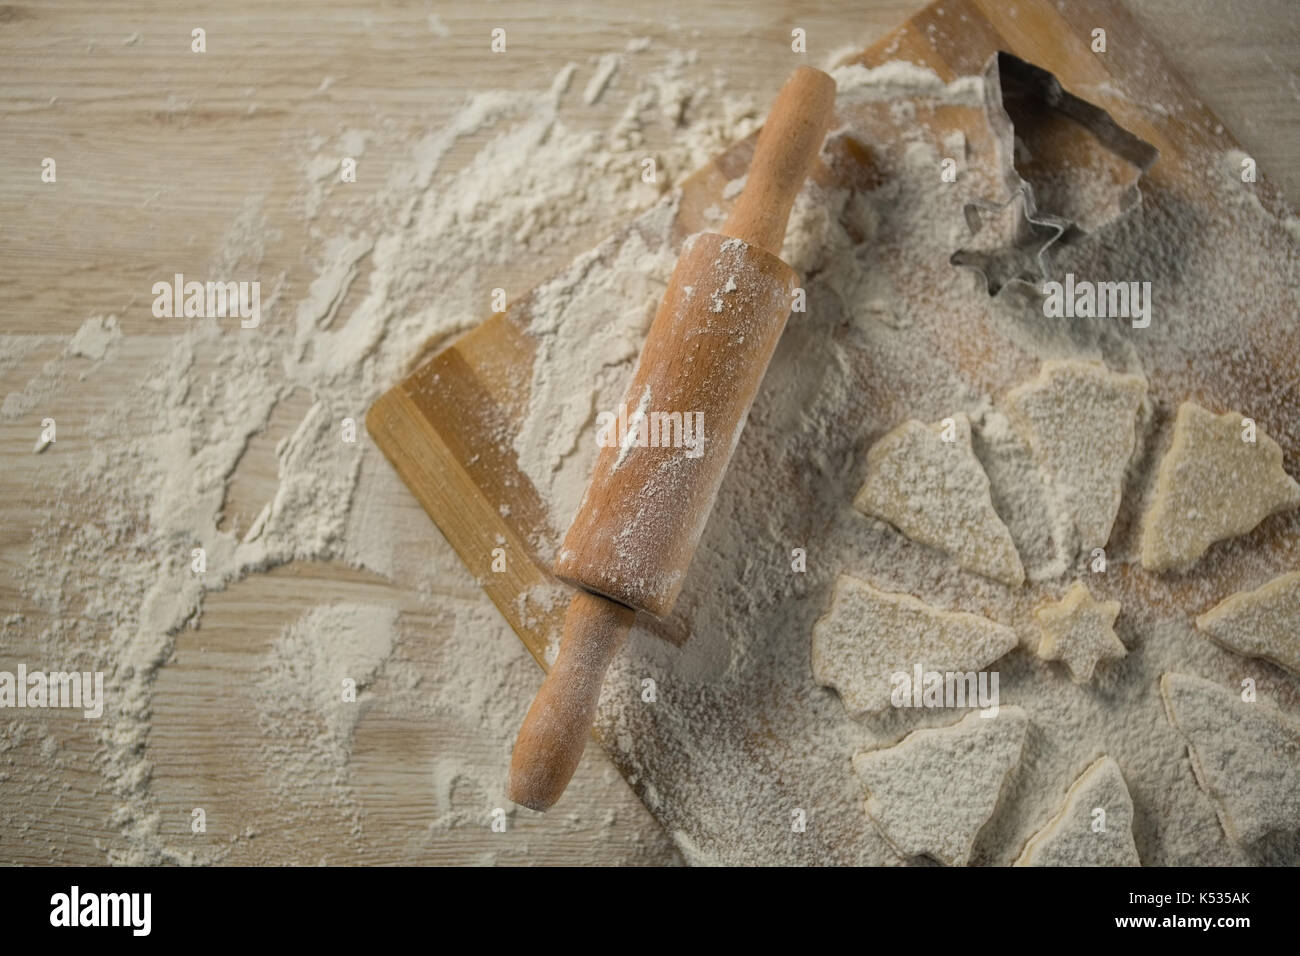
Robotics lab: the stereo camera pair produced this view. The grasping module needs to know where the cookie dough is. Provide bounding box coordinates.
[1004,360,1146,550]
[1196,571,1300,676]
[812,574,1017,715]
[1141,403,1300,572]
[1161,673,1300,845]
[1015,756,1140,866]
[853,413,1024,586]
[852,707,1028,866]
[1034,581,1126,684]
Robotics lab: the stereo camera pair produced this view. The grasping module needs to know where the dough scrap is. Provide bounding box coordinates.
[853,413,1024,586]
[852,707,1028,866]
[1015,756,1141,866]
[1140,402,1300,572]
[1160,673,1300,844]
[811,574,1018,715]
[1034,580,1126,684]
[1196,571,1300,676]
[1004,360,1146,550]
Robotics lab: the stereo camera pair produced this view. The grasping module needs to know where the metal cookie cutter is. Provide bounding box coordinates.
[952,51,1160,294]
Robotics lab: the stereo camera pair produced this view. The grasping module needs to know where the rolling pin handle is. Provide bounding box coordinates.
[721,66,837,256]
[507,590,634,811]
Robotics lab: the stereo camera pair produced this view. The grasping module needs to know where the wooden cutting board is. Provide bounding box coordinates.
[367,0,1298,856]
[367,0,1293,666]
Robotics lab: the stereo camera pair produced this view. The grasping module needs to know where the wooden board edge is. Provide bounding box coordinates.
[365,386,563,670]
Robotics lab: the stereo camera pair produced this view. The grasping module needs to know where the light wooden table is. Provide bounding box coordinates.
[2,0,1296,865]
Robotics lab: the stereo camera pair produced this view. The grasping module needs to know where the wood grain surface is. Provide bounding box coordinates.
[2,0,1297,866]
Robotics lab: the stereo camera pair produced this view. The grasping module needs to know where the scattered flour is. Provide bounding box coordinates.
[830,61,984,106]
[513,208,679,535]
[255,603,399,839]
[67,314,122,362]
[5,49,748,865]
[504,56,1300,867]
[584,53,622,106]
[527,57,1300,867]
[427,13,450,37]
[5,44,1299,868]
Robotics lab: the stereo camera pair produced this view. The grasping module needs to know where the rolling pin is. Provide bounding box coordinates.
[507,66,837,811]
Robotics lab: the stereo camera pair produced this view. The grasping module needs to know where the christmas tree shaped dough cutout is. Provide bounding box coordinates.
[1141,403,1300,572]
[1034,581,1126,684]
[853,413,1024,586]
[1015,756,1140,866]
[812,574,1017,715]
[1161,673,1300,844]
[1196,571,1300,676]
[852,708,1028,866]
[1004,360,1146,550]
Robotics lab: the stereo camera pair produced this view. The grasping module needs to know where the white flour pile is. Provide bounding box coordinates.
[4,42,1298,867]
[255,603,399,841]
[4,43,756,865]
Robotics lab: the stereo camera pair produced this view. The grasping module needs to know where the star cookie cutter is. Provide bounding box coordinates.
[950,183,1069,294]
[952,52,1160,294]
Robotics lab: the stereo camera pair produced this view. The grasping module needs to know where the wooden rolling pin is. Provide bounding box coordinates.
[507,66,837,811]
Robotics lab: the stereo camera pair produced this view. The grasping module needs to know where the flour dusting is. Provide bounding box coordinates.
[4,43,1298,869]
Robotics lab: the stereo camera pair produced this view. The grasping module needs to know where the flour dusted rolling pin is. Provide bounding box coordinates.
[507,66,837,811]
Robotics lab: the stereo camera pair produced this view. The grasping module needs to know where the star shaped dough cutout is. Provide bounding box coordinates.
[949,185,1067,295]
[1035,581,1126,683]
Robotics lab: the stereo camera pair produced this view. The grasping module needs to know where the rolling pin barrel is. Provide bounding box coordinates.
[552,232,798,617]
[508,66,836,811]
